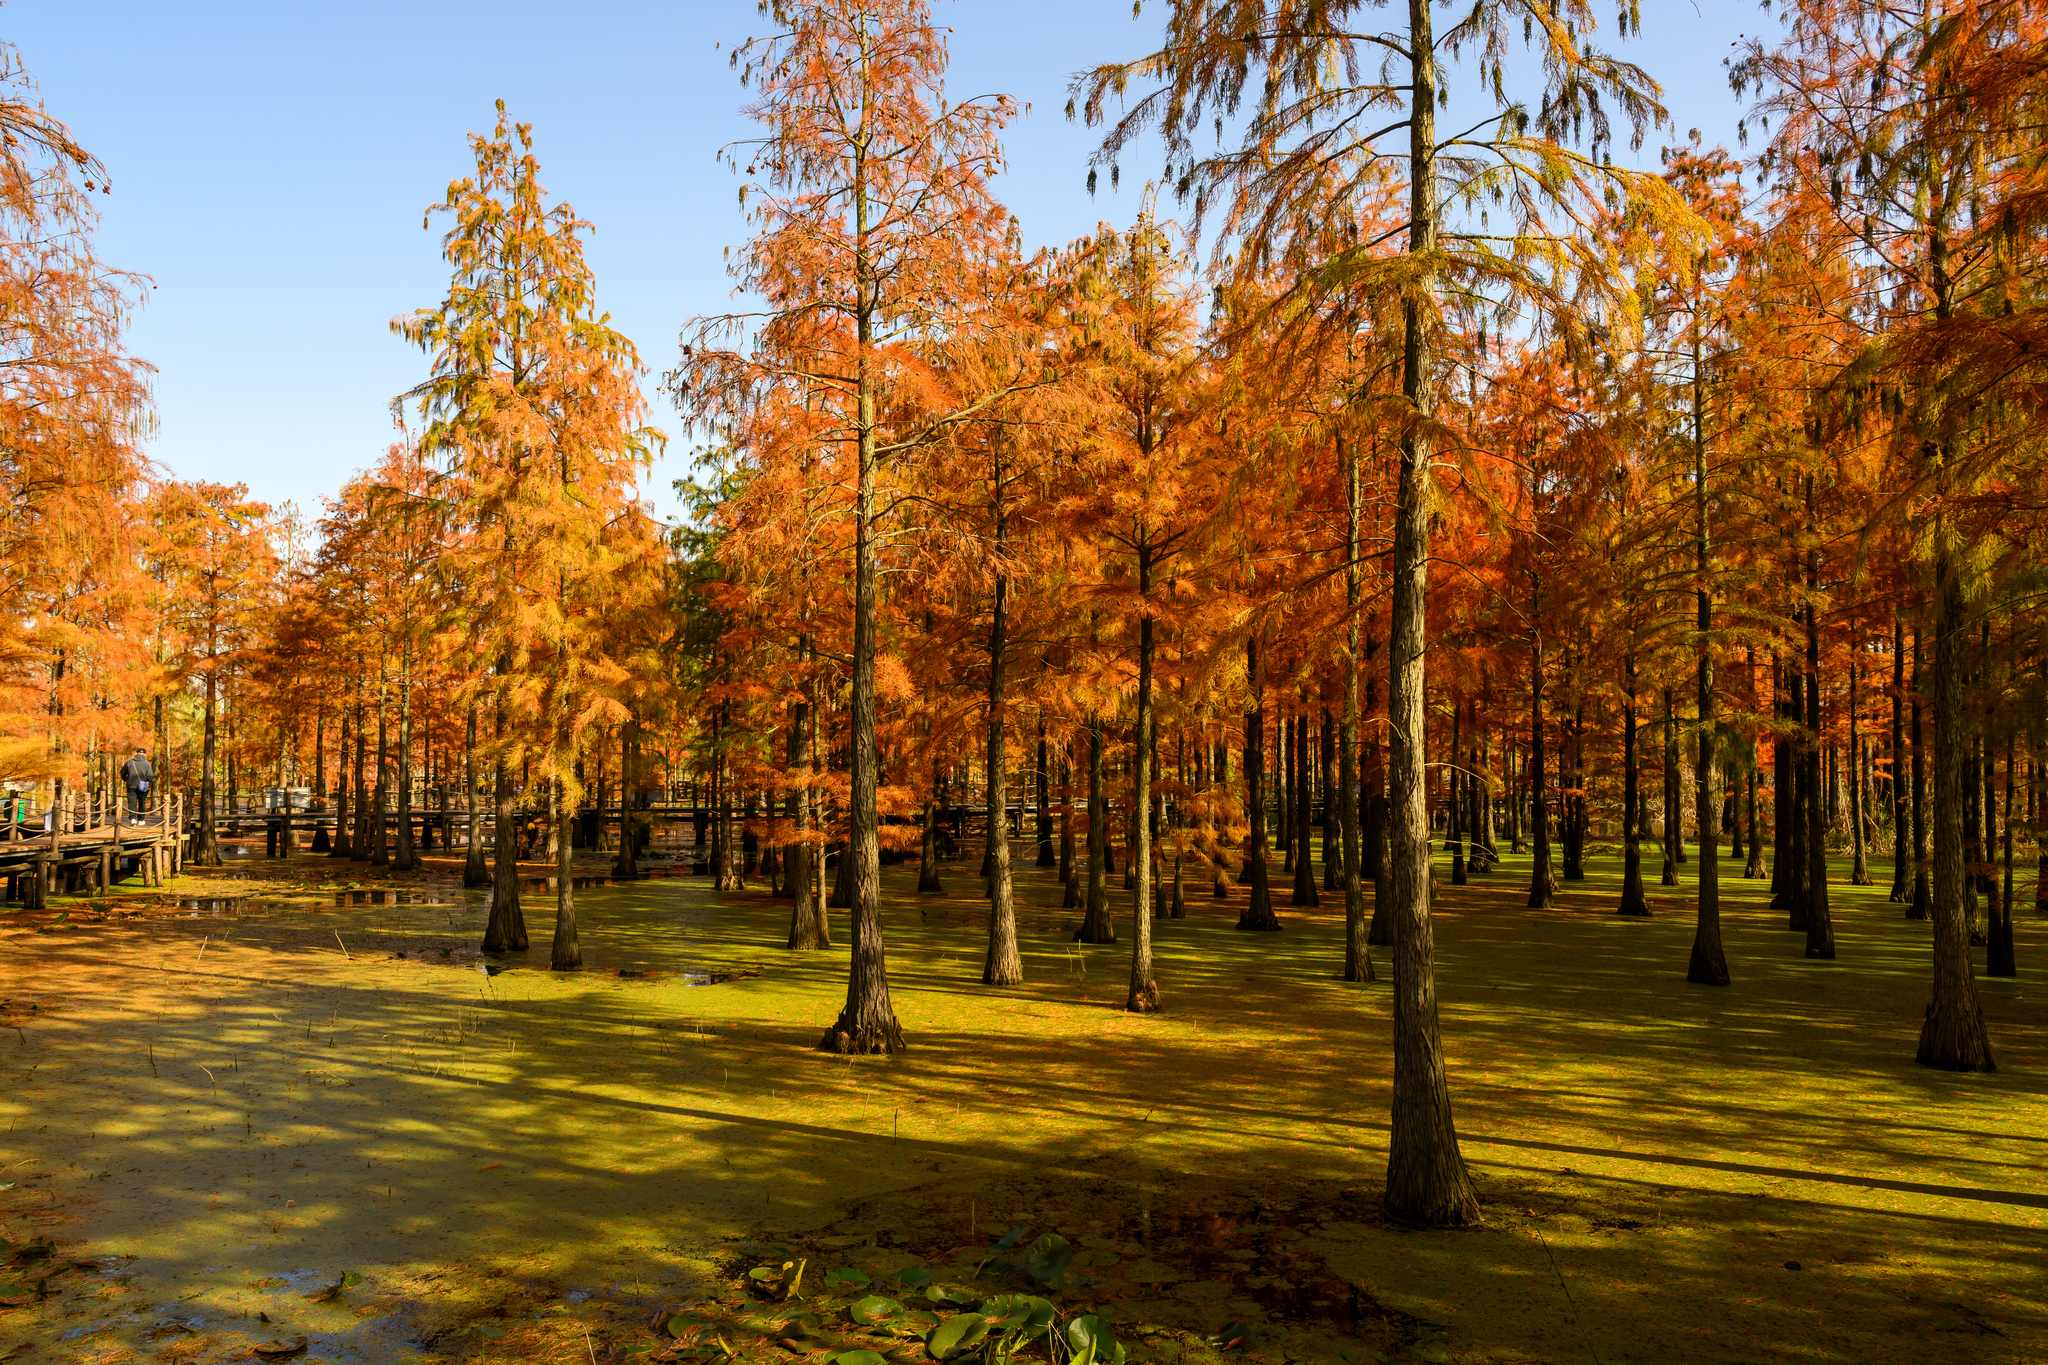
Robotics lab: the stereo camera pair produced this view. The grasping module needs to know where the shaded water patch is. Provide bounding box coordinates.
[515,867,691,892]
[176,898,276,917]
[332,890,447,907]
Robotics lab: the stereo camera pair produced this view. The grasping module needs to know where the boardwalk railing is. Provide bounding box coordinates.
[0,790,183,907]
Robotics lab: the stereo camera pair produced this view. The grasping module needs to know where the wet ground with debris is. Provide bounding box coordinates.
[0,842,2042,1362]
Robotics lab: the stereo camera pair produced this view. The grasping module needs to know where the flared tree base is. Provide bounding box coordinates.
[1987,922,2015,978]
[819,1017,906,1055]
[481,913,528,954]
[1074,909,1117,944]
[1915,995,1994,1072]
[1383,1165,1481,1228]
[1125,979,1160,1013]
[1685,938,1729,985]
[786,898,831,950]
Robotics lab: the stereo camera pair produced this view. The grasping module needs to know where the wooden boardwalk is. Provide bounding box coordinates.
[0,791,182,906]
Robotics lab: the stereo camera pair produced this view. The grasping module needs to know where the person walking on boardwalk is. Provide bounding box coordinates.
[120,749,153,824]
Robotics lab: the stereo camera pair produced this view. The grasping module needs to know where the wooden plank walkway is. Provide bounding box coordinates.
[0,791,182,907]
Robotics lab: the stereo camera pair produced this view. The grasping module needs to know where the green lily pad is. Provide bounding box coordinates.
[983,1295,1055,1333]
[894,1265,934,1289]
[1023,1234,1072,1284]
[927,1312,989,1360]
[829,1352,888,1365]
[1066,1315,1126,1365]
[849,1294,904,1325]
[825,1268,872,1291]
[898,1309,940,1333]
[990,1226,1029,1250]
[925,1285,979,1309]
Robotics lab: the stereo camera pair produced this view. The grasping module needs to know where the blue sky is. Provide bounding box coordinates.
[6,0,1767,523]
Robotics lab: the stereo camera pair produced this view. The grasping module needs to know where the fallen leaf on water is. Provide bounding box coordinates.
[251,1338,308,1360]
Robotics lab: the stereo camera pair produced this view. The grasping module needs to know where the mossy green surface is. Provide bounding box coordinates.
[0,837,2040,1362]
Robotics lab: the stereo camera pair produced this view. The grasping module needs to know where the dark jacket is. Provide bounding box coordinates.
[120,756,154,788]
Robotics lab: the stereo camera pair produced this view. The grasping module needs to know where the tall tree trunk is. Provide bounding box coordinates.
[195,667,222,866]
[1784,661,1812,928]
[789,673,831,949]
[1988,722,2016,978]
[918,777,944,893]
[1850,653,1871,885]
[1278,714,1293,876]
[1364,632,1389,943]
[371,677,390,867]
[2034,746,2047,916]
[1474,719,1496,867]
[1890,617,1908,900]
[1561,696,1585,881]
[820,160,902,1054]
[1745,742,1766,879]
[1383,2,1478,1224]
[1528,604,1554,908]
[1060,749,1081,909]
[1342,431,1372,981]
[1911,625,1930,919]
[349,693,368,862]
[1238,634,1280,930]
[1917,550,1992,1070]
[551,772,581,970]
[1212,736,1232,897]
[329,704,353,861]
[394,663,419,872]
[1448,702,1466,886]
[1292,700,1320,905]
[1036,722,1056,867]
[1687,380,1727,985]
[483,751,527,955]
[1660,686,1680,886]
[1078,716,1115,940]
[463,706,485,886]
[1126,539,1160,1011]
[1322,707,1339,891]
[1803,549,1836,959]
[984,541,1021,985]
[1619,655,1649,915]
[614,717,641,878]
[1769,658,1790,904]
